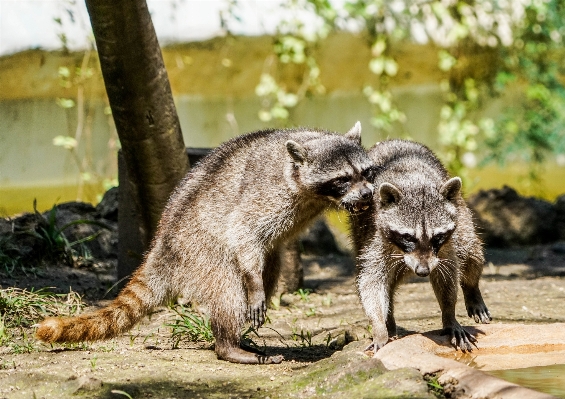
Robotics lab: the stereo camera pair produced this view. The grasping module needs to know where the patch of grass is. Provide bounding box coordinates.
[111,390,134,399]
[28,200,110,266]
[295,288,312,302]
[167,304,214,348]
[305,307,317,317]
[290,324,314,347]
[0,235,23,275]
[425,373,446,399]
[0,287,83,353]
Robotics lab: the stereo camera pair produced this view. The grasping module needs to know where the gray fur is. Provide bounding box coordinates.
[36,124,376,365]
[350,139,491,355]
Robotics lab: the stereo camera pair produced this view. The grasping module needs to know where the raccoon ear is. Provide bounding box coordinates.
[344,121,362,144]
[286,140,308,164]
[440,177,462,201]
[379,182,402,206]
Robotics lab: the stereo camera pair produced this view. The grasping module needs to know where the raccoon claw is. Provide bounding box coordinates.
[467,306,492,324]
[247,301,267,329]
[441,326,477,352]
[364,339,387,356]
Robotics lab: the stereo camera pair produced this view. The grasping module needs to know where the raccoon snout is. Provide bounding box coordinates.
[415,265,430,277]
[404,254,432,277]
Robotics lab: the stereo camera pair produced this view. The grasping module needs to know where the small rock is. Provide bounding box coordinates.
[71,376,103,393]
[96,186,118,222]
[468,186,558,247]
[329,329,358,350]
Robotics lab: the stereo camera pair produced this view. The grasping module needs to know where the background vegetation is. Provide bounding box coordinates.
[2,0,564,213]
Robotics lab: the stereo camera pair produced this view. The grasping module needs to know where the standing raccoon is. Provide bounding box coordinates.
[37,123,377,364]
[350,139,491,354]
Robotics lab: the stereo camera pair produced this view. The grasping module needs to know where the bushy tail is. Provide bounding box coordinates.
[36,272,164,343]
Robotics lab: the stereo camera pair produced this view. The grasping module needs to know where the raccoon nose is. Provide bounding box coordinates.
[415,265,430,277]
[360,186,372,200]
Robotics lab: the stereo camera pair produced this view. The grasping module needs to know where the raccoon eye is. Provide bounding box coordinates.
[333,176,351,185]
[389,230,417,253]
[431,234,445,248]
[400,233,417,243]
[362,167,377,181]
[431,230,453,251]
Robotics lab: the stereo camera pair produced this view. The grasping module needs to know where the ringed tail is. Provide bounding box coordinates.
[36,273,162,343]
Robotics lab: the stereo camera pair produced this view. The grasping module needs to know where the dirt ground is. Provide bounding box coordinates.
[1,243,565,399]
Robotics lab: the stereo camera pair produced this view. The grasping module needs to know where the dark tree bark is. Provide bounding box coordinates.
[85,0,190,279]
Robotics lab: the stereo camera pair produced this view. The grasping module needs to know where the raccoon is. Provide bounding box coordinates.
[37,123,377,364]
[350,139,491,354]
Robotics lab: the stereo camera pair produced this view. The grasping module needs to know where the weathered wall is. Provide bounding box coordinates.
[1,33,564,215]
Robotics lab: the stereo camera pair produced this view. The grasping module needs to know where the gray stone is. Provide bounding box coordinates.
[468,186,558,247]
[96,186,118,222]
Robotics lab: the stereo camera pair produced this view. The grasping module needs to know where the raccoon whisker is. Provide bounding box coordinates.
[387,257,405,269]
[386,259,404,270]
[438,257,456,265]
[435,262,450,286]
[395,264,406,281]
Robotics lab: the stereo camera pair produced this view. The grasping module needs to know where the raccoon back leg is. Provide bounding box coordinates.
[430,266,476,352]
[460,251,491,324]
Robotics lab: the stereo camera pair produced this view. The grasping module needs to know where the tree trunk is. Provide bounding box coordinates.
[85,0,190,278]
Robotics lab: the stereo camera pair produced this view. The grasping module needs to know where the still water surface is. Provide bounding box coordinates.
[488,364,565,398]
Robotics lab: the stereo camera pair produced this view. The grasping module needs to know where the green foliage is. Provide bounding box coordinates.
[0,287,83,353]
[28,200,111,266]
[484,0,565,177]
[249,0,565,181]
[425,373,446,399]
[110,390,134,399]
[167,304,214,347]
[295,288,312,302]
[52,12,120,202]
[291,326,314,347]
[0,235,23,275]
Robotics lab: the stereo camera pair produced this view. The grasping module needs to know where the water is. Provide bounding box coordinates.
[488,364,565,398]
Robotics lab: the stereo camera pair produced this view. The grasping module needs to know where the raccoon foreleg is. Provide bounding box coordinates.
[242,269,267,329]
[237,249,268,330]
[460,254,491,324]
[357,271,392,355]
[430,271,477,352]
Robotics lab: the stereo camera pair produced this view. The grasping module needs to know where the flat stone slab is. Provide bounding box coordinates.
[375,323,565,399]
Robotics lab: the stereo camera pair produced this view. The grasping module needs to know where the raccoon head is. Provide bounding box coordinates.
[286,122,377,213]
[378,177,462,277]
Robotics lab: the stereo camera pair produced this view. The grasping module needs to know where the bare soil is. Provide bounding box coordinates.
[1,243,565,399]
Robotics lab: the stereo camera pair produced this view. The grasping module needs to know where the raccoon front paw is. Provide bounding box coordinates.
[247,300,267,329]
[441,324,477,352]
